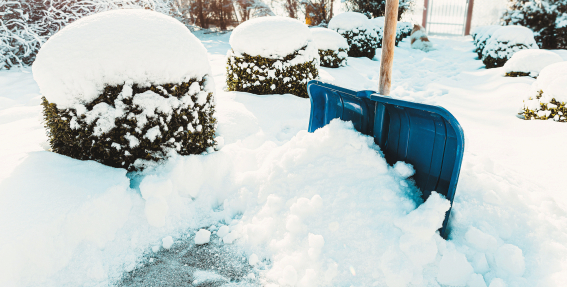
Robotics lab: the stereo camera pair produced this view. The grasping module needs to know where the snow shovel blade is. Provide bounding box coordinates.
[307,80,464,238]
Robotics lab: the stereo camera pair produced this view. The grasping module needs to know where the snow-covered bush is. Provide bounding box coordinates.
[397,21,413,40]
[311,27,349,68]
[35,9,216,171]
[501,0,567,49]
[344,0,413,20]
[503,49,563,77]
[472,25,502,59]
[521,62,567,122]
[226,16,319,98]
[329,12,379,59]
[482,25,538,68]
[369,17,412,48]
[0,0,171,70]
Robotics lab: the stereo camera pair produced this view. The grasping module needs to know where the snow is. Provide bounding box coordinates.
[162,236,174,249]
[195,229,211,245]
[486,25,537,47]
[2,30,567,287]
[311,28,348,51]
[531,61,567,102]
[370,16,385,28]
[328,12,371,31]
[229,16,312,58]
[32,9,212,109]
[503,49,563,77]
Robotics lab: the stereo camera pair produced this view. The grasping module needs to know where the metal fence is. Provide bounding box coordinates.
[425,0,470,35]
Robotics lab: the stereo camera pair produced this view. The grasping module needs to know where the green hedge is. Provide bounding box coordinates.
[226,46,319,98]
[482,43,531,69]
[520,90,566,122]
[337,28,379,59]
[319,48,348,68]
[42,78,216,171]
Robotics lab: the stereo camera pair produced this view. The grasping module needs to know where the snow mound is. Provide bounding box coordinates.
[195,229,211,245]
[486,25,537,47]
[311,28,348,51]
[370,16,385,28]
[328,12,370,31]
[531,61,567,102]
[32,9,211,109]
[503,49,563,77]
[229,16,312,58]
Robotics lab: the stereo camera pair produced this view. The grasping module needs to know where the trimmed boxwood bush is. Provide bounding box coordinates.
[42,78,216,171]
[319,48,348,68]
[339,28,380,58]
[521,90,567,122]
[481,26,538,69]
[226,46,319,98]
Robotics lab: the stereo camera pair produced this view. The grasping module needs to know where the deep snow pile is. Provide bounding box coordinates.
[482,25,538,68]
[329,12,379,59]
[311,28,349,68]
[522,62,567,121]
[226,16,318,98]
[33,9,216,171]
[503,49,564,77]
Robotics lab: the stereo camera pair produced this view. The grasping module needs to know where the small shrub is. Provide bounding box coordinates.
[42,79,216,171]
[311,27,349,68]
[329,12,379,59]
[338,28,379,58]
[503,49,563,77]
[481,26,538,68]
[318,48,348,68]
[226,46,319,98]
[505,71,531,77]
[521,90,566,122]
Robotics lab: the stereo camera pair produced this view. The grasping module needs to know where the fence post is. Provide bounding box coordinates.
[464,0,475,35]
[422,0,429,28]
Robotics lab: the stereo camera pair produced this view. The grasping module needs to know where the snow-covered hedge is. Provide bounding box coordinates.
[35,10,216,171]
[397,22,413,41]
[503,49,563,77]
[368,17,409,48]
[329,12,379,59]
[471,25,502,59]
[226,16,319,98]
[482,25,538,68]
[521,62,567,122]
[312,28,349,68]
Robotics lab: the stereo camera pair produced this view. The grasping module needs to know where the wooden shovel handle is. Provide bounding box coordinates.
[379,0,399,96]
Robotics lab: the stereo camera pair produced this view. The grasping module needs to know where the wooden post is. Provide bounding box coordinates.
[464,0,475,36]
[422,0,429,28]
[379,0,399,96]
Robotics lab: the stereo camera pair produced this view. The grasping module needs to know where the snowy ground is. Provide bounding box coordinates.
[1,33,567,287]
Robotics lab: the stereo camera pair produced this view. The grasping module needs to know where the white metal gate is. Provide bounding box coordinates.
[425,0,471,35]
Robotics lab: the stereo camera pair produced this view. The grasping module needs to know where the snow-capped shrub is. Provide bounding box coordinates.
[482,25,538,68]
[503,49,563,77]
[472,25,502,59]
[34,10,216,171]
[311,28,349,68]
[397,22,413,40]
[226,16,319,98]
[501,0,567,49]
[329,12,379,59]
[521,62,567,122]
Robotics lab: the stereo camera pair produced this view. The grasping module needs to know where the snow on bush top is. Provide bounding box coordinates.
[486,25,537,46]
[229,16,312,58]
[532,62,567,102]
[370,16,385,28]
[328,12,371,31]
[32,9,212,109]
[503,49,563,77]
[311,28,349,51]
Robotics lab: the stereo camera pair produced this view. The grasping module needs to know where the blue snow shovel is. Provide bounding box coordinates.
[307,0,464,238]
[306,80,464,238]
